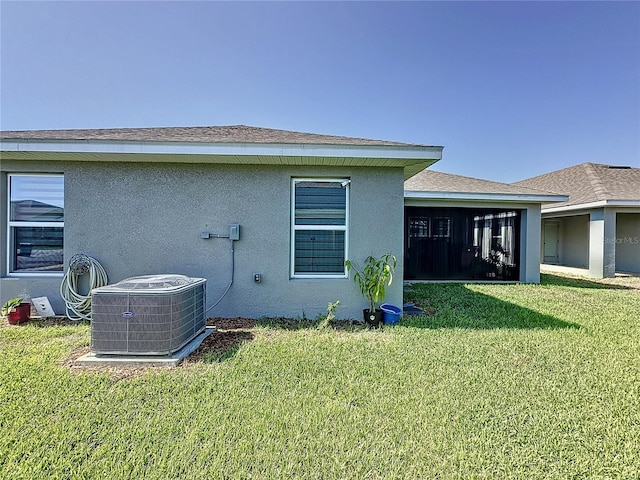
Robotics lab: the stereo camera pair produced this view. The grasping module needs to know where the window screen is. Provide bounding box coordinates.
[291,180,348,277]
[8,174,64,274]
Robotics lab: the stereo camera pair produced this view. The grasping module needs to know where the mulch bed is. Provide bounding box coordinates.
[182,317,255,364]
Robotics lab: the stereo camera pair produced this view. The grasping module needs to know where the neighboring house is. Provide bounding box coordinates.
[515,163,640,277]
[1,125,443,318]
[404,170,567,282]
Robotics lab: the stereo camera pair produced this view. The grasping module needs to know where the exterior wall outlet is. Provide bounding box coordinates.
[253,273,262,283]
[229,224,240,241]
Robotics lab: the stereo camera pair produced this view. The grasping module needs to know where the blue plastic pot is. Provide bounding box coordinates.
[380,303,401,325]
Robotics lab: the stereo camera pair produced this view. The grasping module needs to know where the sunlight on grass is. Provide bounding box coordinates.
[1,273,639,478]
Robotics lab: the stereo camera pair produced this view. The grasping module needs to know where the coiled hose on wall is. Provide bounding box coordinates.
[60,254,108,321]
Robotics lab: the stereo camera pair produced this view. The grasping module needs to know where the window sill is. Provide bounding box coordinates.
[5,272,64,278]
[290,275,349,280]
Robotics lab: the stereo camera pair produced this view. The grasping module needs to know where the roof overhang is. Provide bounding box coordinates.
[0,139,443,179]
[542,199,640,214]
[404,190,569,204]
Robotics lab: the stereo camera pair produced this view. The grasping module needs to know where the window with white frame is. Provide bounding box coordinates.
[291,178,349,277]
[8,174,64,274]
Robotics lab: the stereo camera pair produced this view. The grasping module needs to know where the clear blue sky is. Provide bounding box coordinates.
[1,1,638,182]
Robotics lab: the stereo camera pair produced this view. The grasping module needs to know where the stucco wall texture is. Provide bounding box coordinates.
[1,160,405,319]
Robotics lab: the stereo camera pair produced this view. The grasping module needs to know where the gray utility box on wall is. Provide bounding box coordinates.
[91,274,206,355]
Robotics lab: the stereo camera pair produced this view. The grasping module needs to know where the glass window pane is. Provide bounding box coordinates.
[409,217,430,238]
[295,182,345,226]
[10,175,64,222]
[294,230,345,274]
[11,226,64,272]
[432,217,450,237]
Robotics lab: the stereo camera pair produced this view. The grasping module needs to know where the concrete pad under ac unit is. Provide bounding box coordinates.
[74,326,216,367]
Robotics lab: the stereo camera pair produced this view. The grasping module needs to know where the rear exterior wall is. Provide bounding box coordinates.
[1,160,405,319]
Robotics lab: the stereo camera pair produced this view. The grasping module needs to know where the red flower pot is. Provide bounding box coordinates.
[7,303,31,325]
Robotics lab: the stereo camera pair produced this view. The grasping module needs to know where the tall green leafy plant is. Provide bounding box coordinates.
[345,253,397,312]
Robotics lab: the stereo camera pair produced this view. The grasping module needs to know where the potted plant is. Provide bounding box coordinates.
[2,297,31,325]
[345,253,397,328]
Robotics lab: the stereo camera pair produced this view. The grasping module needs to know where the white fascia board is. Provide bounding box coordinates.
[543,199,640,214]
[0,140,443,161]
[404,190,568,203]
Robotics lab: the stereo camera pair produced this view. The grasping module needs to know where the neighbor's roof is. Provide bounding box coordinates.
[0,125,443,179]
[514,162,640,211]
[404,169,567,203]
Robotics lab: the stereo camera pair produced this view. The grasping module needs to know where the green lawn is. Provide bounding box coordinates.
[1,273,639,479]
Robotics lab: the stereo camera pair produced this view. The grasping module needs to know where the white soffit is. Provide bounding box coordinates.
[0,139,443,161]
[543,199,640,213]
[404,190,569,203]
[1,140,442,178]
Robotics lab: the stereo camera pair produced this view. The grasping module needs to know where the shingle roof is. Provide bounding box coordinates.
[2,125,443,179]
[0,125,432,147]
[405,169,556,196]
[513,163,640,209]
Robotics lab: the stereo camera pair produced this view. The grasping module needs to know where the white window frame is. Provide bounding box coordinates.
[7,173,64,277]
[290,178,349,279]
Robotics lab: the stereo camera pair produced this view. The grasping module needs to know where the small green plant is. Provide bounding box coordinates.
[345,254,397,312]
[317,300,340,329]
[1,297,23,317]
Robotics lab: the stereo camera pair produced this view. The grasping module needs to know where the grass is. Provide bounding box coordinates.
[1,273,639,479]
